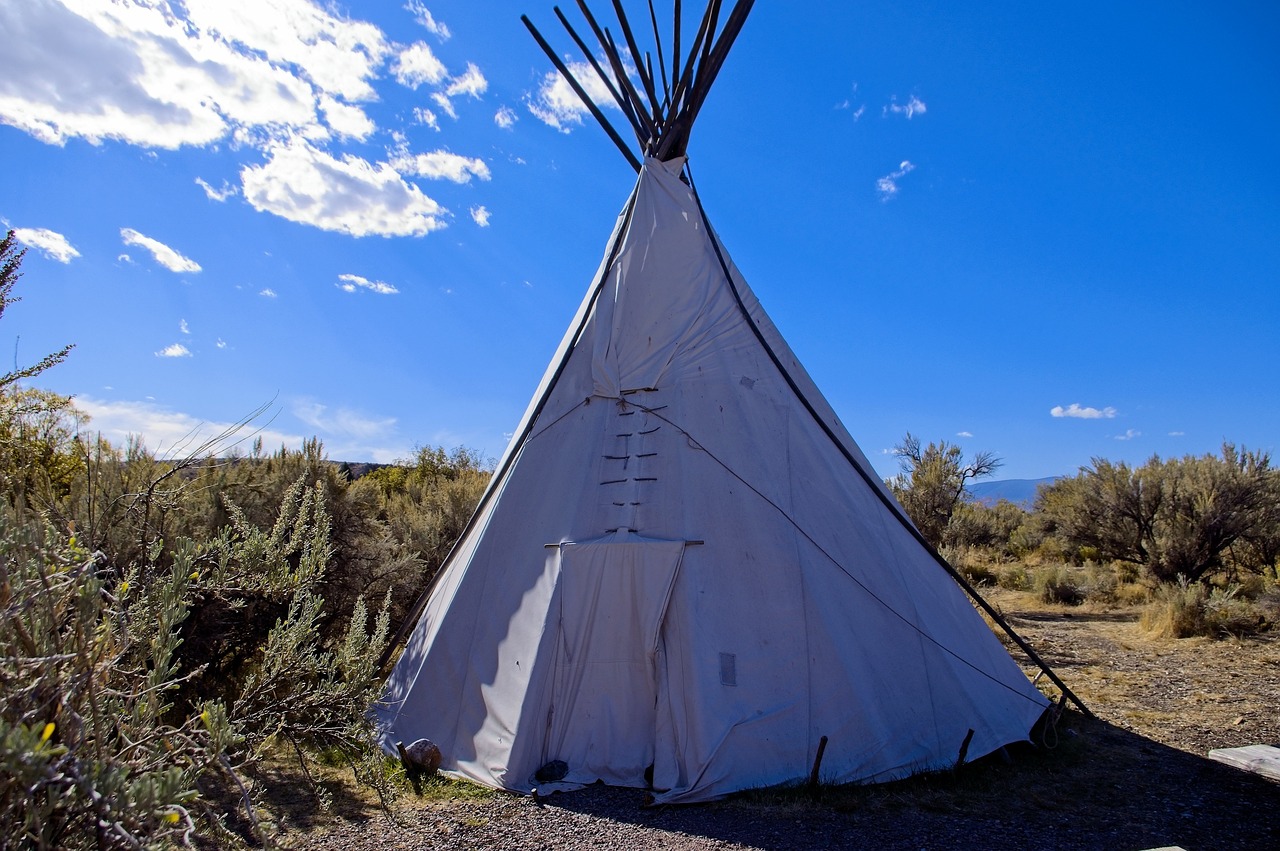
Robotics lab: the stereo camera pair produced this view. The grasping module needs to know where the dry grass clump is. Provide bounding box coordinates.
[1034,565,1087,605]
[1141,579,1271,638]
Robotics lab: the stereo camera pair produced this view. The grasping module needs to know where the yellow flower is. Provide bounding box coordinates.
[200,709,211,727]
[164,812,180,824]
[120,580,130,595]
[189,572,199,581]
[40,723,55,743]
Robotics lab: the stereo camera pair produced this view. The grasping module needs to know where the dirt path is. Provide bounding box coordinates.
[276,593,1280,851]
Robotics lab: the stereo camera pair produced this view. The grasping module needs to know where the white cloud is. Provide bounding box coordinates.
[120,228,201,272]
[259,288,277,298]
[337,273,398,295]
[294,400,395,439]
[186,0,388,102]
[195,177,238,201]
[75,396,304,460]
[413,107,440,130]
[1169,430,1185,437]
[392,149,490,183]
[216,338,227,349]
[0,0,343,149]
[431,92,458,120]
[445,63,486,99]
[156,343,192,358]
[13,227,79,263]
[240,137,447,237]
[1050,403,1118,420]
[318,94,374,140]
[1115,429,1141,441]
[179,319,190,335]
[430,62,488,120]
[526,61,619,131]
[887,95,927,119]
[956,431,973,438]
[394,42,447,89]
[852,105,866,121]
[406,2,451,40]
[876,160,916,201]
[470,205,491,227]
[494,106,517,129]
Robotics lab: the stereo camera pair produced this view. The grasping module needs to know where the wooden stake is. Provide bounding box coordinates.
[808,735,829,789]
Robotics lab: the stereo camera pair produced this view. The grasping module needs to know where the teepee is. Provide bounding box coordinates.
[378,0,1079,804]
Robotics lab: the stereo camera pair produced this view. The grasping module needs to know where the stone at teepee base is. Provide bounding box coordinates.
[397,739,442,774]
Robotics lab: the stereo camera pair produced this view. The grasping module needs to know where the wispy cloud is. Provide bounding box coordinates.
[413,107,440,131]
[195,177,238,202]
[494,106,517,129]
[876,160,916,201]
[75,397,303,460]
[470,205,491,227]
[120,228,201,273]
[393,42,448,89]
[240,137,447,237]
[259,288,277,298]
[391,149,491,183]
[527,61,620,131]
[1115,429,1141,441]
[431,63,487,120]
[179,319,190,335]
[13,227,79,263]
[406,2,451,40]
[293,399,396,441]
[886,95,927,119]
[956,431,973,438]
[156,343,192,358]
[1169,431,1185,437]
[336,273,398,295]
[1050,403,1118,419]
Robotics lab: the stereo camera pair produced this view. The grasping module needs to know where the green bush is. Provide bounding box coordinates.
[0,478,395,847]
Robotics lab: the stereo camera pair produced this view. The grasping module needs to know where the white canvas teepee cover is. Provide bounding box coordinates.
[378,157,1050,803]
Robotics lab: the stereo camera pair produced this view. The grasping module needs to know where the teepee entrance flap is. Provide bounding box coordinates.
[543,532,686,787]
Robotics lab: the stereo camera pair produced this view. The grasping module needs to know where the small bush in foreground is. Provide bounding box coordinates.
[0,480,394,848]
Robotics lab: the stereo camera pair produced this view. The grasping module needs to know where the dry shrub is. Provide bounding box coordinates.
[1112,560,1143,584]
[997,564,1030,591]
[962,562,999,587]
[1203,588,1268,637]
[1034,565,1087,606]
[1113,582,1151,606]
[1142,580,1269,638]
[1256,587,1280,625]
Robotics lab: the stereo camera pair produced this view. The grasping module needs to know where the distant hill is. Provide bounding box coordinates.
[966,476,1061,508]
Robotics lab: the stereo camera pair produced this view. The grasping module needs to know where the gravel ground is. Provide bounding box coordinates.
[278,593,1280,851]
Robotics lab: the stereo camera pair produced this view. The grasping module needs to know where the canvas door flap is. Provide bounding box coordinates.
[545,538,685,786]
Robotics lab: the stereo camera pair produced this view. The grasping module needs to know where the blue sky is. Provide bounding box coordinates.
[1,0,1277,480]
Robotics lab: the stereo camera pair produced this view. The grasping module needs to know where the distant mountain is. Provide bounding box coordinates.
[966,476,1061,508]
